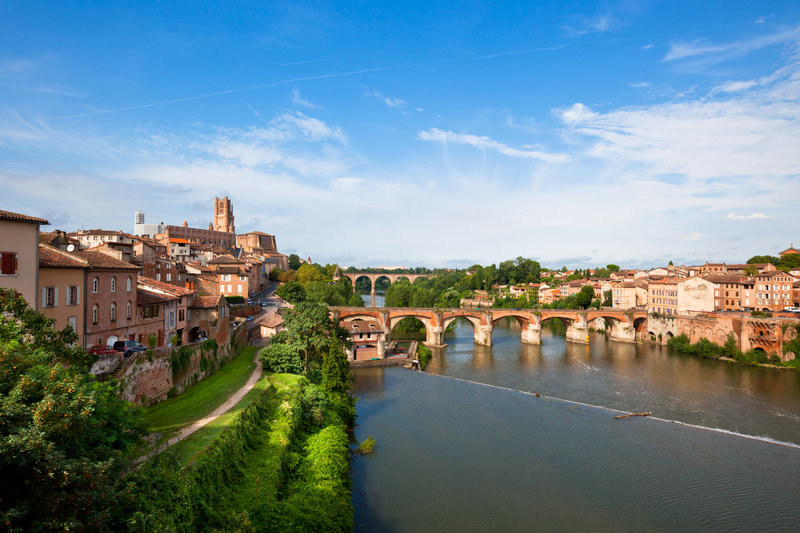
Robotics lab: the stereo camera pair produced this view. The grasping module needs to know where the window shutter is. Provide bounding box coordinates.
[42,287,47,307]
[54,287,59,307]
[76,286,81,305]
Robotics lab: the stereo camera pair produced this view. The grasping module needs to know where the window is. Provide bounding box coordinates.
[156,273,161,281]
[92,277,99,293]
[110,303,116,322]
[111,277,117,293]
[167,263,171,270]
[126,302,132,319]
[0,251,18,275]
[127,277,132,291]
[169,311,175,328]
[92,305,98,324]
[66,286,79,305]
[166,273,171,282]
[221,274,231,282]
[67,316,77,333]
[42,287,57,308]
[179,309,184,321]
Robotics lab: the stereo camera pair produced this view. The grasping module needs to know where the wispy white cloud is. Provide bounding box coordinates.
[365,89,406,109]
[291,88,319,108]
[418,128,568,163]
[663,25,800,62]
[725,213,772,221]
[629,81,650,88]
[556,63,800,180]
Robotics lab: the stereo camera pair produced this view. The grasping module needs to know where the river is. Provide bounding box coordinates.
[350,299,800,532]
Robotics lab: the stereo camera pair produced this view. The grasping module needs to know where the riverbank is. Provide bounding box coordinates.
[115,374,353,531]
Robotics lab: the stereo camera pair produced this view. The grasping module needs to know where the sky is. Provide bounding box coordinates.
[1,1,799,270]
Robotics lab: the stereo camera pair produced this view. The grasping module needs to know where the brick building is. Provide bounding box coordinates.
[76,249,140,349]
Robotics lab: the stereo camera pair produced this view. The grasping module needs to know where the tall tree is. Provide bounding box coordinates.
[0,289,144,530]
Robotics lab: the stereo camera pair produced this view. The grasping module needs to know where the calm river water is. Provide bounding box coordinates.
[350,301,800,532]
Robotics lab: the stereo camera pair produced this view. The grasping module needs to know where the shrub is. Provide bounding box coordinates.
[225,295,245,304]
[260,344,303,374]
[417,345,433,370]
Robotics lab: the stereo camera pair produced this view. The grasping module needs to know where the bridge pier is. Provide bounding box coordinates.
[520,323,541,345]
[424,326,445,347]
[609,321,636,343]
[474,323,493,346]
[377,336,386,358]
[566,316,589,344]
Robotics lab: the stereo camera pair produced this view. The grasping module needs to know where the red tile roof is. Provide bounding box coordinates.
[0,209,48,225]
[137,275,195,296]
[73,249,140,271]
[191,295,224,308]
[38,244,88,268]
[137,288,171,305]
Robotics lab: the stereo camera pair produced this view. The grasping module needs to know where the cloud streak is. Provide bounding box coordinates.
[418,128,568,163]
[52,67,390,120]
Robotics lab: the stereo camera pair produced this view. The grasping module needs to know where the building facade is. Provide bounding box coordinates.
[0,210,49,308]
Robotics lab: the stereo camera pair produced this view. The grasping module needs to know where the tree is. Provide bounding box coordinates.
[262,301,349,375]
[602,290,613,307]
[297,263,324,284]
[288,253,302,270]
[777,253,800,271]
[322,337,352,395]
[0,289,144,530]
[747,255,779,265]
[276,281,306,303]
[743,265,759,277]
[606,264,620,272]
[575,285,595,309]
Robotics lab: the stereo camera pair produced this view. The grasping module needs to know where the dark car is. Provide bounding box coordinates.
[113,340,147,357]
[89,345,119,356]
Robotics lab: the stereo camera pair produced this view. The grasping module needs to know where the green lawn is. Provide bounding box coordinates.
[141,345,258,442]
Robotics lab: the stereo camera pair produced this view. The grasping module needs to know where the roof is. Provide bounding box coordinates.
[39,231,78,247]
[208,254,239,264]
[137,288,171,305]
[73,249,141,271]
[779,246,800,255]
[169,238,191,244]
[38,243,88,269]
[137,275,195,296]
[0,209,49,225]
[70,229,134,237]
[343,320,383,334]
[191,294,225,308]
[260,314,284,328]
[704,274,749,284]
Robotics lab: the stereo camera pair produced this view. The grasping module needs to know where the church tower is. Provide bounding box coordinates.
[213,196,235,234]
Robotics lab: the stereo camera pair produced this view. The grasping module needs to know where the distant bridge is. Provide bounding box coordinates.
[338,272,433,294]
[330,307,649,357]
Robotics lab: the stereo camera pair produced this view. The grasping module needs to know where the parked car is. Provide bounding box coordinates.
[112,340,147,357]
[89,345,119,356]
[784,307,800,313]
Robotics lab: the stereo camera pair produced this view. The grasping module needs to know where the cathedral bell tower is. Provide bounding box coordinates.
[213,196,235,234]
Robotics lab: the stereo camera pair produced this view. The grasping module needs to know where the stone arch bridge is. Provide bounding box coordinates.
[330,307,649,355]
[339,272,433,294]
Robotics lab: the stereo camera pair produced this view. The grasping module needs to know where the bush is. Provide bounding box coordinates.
[417,345,432,370]
[225,295,246,304]
[260,344,303,374]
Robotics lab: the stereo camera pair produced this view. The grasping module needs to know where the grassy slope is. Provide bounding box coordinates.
[141,345,257,441]
[174,373,271,464]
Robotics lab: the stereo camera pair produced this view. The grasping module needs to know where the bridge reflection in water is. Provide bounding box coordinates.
[331,307,649,358]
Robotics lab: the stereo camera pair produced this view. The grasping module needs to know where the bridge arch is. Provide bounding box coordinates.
[633,317,648,340]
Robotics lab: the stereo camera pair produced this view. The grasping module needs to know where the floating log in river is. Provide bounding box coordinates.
[614,412,652,419]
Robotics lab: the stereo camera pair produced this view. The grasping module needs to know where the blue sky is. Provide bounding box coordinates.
[1,1,799,269]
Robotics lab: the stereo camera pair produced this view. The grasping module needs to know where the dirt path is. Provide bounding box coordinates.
[135,349,264,466]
